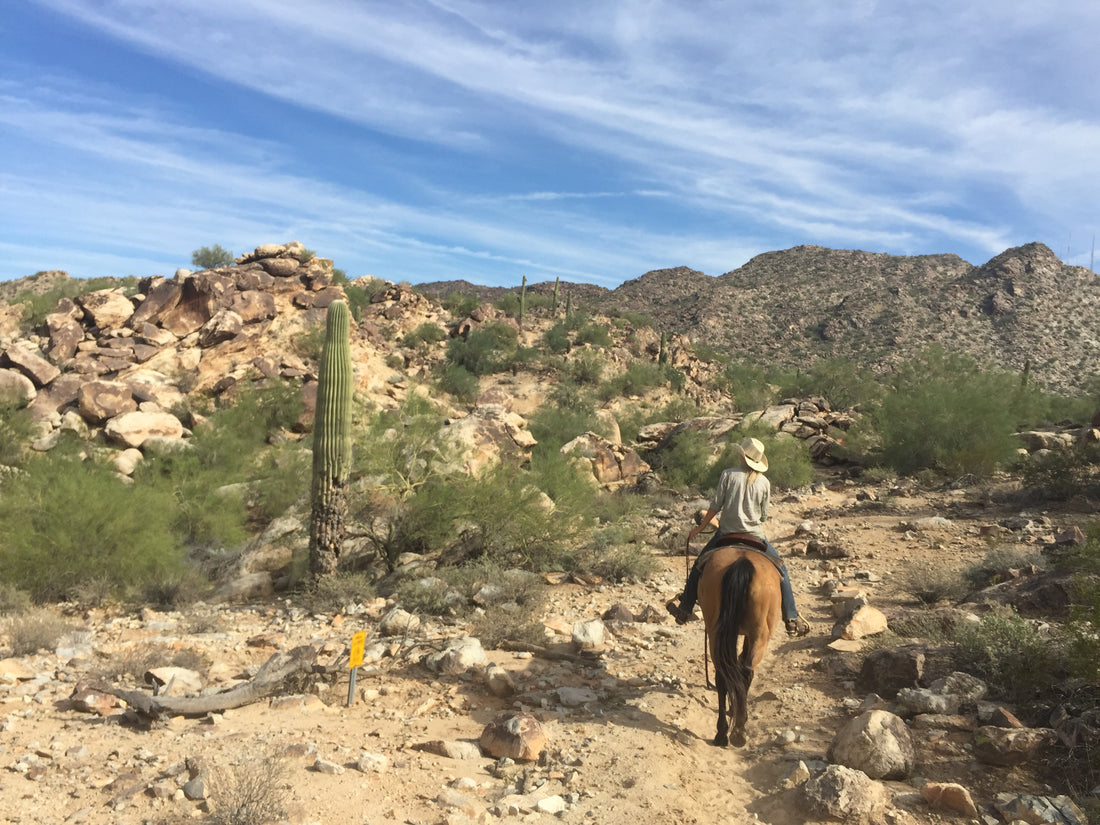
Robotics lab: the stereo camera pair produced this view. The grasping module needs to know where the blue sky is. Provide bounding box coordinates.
[2,1,1099,288]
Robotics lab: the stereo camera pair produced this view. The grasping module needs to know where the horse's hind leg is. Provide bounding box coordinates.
[713,671,729,747]
[728,664,754,747]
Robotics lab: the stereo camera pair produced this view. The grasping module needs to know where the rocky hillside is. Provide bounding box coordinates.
[422,242,1100,394]
[1,243,1098,825]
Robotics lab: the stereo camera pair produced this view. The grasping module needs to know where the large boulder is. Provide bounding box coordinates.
[799,764,890,823]
[78,380,136,424]
[104,410,185,448]
[2,342,61,387]
[77,288,134,329]
[827,709,915,780]
[0,368,36,407]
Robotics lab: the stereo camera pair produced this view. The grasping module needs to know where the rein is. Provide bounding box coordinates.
[687,535,715,690]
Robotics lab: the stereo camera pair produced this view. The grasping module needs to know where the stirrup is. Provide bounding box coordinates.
[786,616,810,637]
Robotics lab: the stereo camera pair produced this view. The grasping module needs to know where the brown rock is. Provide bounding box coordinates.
[973,725,1057,766]
[198,309,243,347]
[231,290,277,323]
[311,286,344,309]
[77,288,134,329]
[836,605,888,640]
[259,257,301,277]
[45,312,85,360]
[67,683,124,716]
[27,373,82,418]
[478,712,547,761]
[922,782,978,817]
[2,342,61,387]
[129,279,182,328]
[78,380,137,424]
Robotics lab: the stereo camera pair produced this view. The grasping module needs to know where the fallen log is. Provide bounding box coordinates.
[89,644,319,722]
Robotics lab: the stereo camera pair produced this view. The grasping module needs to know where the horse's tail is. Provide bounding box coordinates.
[712,557,754,713]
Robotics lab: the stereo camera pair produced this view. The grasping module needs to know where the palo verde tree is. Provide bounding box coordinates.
[308,300,353,578]
[190,244,235,269]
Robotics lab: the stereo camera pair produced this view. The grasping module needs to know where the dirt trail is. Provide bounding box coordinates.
[0,481,1070,824]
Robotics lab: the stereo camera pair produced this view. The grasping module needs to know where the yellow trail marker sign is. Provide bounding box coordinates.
[349,631,366,669]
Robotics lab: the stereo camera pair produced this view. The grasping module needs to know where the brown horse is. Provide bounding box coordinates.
[697,543,783,747]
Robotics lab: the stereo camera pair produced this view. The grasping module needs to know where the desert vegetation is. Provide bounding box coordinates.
[1,263,1099,815]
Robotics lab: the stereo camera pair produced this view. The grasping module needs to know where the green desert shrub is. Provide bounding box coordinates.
[445,321,518,376]
[527,449,599,513]
[598,361,667,401]
[719,361,775,412]
[568,350,605,385]
[574,322,612,348]
[899,566,969,605]
[952,605,1064,703]
[342,282,372,321]
[191,244,235,269]
[650,429,711,490]
[441,291,480,317]
[0,450,188,601]
[437,364,480,402]
[138,382,305,549]
[207,749,291,825]
[963,547,1045,590]
[779,358,884,411]
[528,392,606,455]
[402,322,448,350]
[543,323,571,355]
[606,308,655,328]
[872,346,1025,477]
[0,402,36,466]
[1021,444,1100,502]
[0,582,33,616]
[301,571,377,614]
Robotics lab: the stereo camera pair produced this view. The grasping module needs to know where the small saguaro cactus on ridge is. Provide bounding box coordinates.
[308,300,353,578]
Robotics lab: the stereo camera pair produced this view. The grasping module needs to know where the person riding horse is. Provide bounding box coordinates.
[666,436,811,637]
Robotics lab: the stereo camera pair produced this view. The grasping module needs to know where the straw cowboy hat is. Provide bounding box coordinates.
[739,437,768,472]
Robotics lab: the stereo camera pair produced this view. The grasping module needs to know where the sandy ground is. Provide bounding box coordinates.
[0,478,1080,825]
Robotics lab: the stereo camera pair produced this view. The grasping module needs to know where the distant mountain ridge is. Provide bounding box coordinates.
[419,242,1100,394]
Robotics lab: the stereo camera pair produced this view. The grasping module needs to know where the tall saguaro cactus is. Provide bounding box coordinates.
[309,300,353,578]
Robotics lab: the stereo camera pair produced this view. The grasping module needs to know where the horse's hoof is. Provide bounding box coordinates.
[730,731,747,748]
[712,735,728,747]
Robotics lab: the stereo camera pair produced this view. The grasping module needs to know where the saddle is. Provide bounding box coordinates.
[698,532,784,573]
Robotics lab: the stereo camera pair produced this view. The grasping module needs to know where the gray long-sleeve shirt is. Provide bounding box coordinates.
[710,467,770,540]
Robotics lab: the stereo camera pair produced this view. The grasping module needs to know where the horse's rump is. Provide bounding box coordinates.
[696,546,783,747]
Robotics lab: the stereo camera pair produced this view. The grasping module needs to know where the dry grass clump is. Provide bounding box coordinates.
[3,608,75,656]
[91,644,211,684]
[207,749,291,825]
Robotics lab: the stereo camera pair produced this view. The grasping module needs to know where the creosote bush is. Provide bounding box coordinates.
[445,321,518,376]
[1021,443,1100,502]
[871,346,1032,477]
[952,605,1063,704]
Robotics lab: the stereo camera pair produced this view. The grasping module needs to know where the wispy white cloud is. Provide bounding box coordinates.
[3,0,1099,282]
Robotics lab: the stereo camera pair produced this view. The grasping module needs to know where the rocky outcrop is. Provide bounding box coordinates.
[0,242,347,466]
